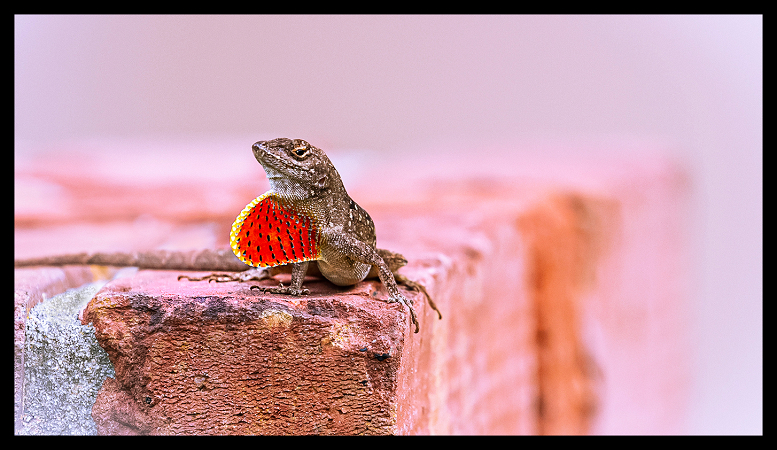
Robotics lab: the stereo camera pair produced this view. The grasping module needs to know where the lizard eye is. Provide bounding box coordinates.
[292,143,309,158]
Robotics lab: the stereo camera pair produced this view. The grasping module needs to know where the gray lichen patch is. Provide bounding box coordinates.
[19,282,116,435]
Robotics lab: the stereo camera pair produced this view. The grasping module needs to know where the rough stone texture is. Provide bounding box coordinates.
[14,266,117,434]
[17,281,117,435]
[84,269,425,435]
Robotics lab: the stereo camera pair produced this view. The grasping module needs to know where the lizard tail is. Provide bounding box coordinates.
[14,249,250,272]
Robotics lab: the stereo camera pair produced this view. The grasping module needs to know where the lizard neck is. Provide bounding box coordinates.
[267,166,348,205]
[269,172,354,226]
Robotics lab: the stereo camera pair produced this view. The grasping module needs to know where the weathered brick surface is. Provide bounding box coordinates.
[371,198,541,435]
[84,268,426,435]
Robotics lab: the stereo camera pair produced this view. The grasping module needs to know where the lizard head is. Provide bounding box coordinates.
[252,138,343,200]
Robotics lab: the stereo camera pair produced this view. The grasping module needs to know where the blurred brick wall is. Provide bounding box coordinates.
[15,140,689,434]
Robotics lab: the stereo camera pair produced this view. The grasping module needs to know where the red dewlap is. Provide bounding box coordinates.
[232,194,320,268]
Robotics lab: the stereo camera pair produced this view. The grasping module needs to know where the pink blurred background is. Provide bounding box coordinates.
[14,15,762,434]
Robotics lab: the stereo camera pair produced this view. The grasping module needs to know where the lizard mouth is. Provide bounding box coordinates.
[252,141,269,162]
[252,141,282,171]
[256,150,293,178]
[252,140,305,185]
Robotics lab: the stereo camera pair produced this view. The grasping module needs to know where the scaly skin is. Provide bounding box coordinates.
[228,138,433,332]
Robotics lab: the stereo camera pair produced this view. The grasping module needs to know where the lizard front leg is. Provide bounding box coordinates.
[321,236,420,333]
[374,259,420,333]
[393,273,442,320]
[250,261,310,296]
[376,248,442,320]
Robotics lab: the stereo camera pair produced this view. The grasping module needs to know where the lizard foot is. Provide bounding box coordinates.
[394,273,443,320]
[179,273,240,282]
[250,282,310,296]
[178,267,271,283]
[379,293,420,334]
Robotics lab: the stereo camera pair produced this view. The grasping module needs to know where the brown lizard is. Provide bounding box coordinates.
[15,138,441,333]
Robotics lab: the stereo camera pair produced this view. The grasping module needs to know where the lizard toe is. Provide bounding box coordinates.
[178,273,241,283]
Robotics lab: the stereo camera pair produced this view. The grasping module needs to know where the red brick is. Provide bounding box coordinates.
[84,268,427,434]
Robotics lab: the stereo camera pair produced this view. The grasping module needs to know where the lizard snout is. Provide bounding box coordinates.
[252,141,268,162]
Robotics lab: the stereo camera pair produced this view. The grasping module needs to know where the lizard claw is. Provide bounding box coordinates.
[394,274,442,320]
[381,293,420,334]
[406,300,420,333]
[400,297,420,334]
